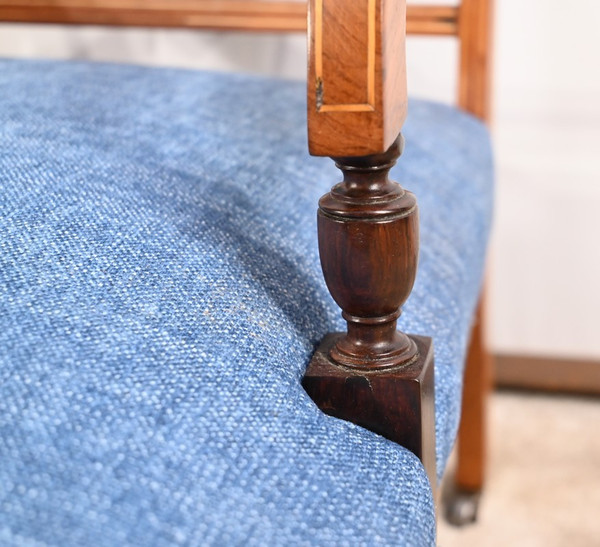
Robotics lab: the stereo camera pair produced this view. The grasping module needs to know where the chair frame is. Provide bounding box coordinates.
[1,0,493,525]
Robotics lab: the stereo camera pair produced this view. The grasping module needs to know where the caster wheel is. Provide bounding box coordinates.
[444,490,480,526]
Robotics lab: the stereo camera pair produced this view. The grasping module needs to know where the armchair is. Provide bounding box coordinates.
[0,0,493,544]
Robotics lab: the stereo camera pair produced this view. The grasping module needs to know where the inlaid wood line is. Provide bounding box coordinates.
[314,0,376,113]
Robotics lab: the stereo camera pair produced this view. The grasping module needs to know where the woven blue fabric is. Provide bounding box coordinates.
[0,59,493,546]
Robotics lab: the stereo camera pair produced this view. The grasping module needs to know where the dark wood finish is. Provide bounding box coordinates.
[315,137,419,369]
[0,1,459,36]
[495,354,600,396]
[303,0,436,489]
[303,131,436,485]
[304,333,436,489]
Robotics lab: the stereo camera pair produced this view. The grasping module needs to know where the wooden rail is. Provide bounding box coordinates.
[0,1,459,35]
[408,5,459,36]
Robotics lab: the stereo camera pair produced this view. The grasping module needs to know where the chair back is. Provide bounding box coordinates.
[1,0,492,120]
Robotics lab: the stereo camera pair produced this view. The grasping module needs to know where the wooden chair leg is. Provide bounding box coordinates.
[302,0,436,496]
[302,136,437,493]
[445,298,492,525]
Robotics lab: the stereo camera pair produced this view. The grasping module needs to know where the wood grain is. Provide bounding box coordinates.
[304,135,436,485]
[0,0,309,31]
[307,0,407,156]
[458,0,494,120]
[453,0,494,502]
[407,5,458,35]
[302,0,437,482]
[0,1,459,36]
[315,0,374,110]
[304,333,436,491]
[316,138,419,369]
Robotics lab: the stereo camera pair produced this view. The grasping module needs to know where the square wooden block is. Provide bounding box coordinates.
[303,333,436,489]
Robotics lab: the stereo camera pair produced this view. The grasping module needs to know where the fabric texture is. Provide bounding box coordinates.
[0,59,493,546]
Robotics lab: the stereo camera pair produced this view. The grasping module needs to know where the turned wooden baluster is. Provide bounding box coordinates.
[318,136,419,371]
[302,0,436,489]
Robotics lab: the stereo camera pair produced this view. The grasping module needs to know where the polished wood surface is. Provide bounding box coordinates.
[407,5,458,36]
[304,333,436,490]
[452,0,493,515]
[304,4,436,477]
[307,0,407,156]
[316,137,419,369]
[0,0,307,31]
[301,0,440,488]
[458,0,494,121]
[456,302,492,493]
[0,1,459,35]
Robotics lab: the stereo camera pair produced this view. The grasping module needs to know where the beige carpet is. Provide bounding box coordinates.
[438,392,600,547]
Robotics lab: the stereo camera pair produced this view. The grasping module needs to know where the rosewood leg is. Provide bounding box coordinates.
[302,136,436,490]
[445,299,491,525]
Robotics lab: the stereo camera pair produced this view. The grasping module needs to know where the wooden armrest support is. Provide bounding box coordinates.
[302,0,436,490]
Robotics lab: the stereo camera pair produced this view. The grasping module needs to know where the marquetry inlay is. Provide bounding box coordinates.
[314,0,376,112]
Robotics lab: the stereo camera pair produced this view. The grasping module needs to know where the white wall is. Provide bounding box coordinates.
[1,0,599,359]
[490,0,600,359]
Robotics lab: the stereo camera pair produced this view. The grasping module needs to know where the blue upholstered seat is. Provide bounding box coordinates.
[0,59,492,546]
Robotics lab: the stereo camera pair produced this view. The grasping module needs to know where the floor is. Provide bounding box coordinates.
[437,391,600,547]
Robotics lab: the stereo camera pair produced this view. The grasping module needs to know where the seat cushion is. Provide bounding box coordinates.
[0,59,492,546]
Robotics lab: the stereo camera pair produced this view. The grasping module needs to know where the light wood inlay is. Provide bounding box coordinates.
[315,0,375,112]
[307,0,407,157]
